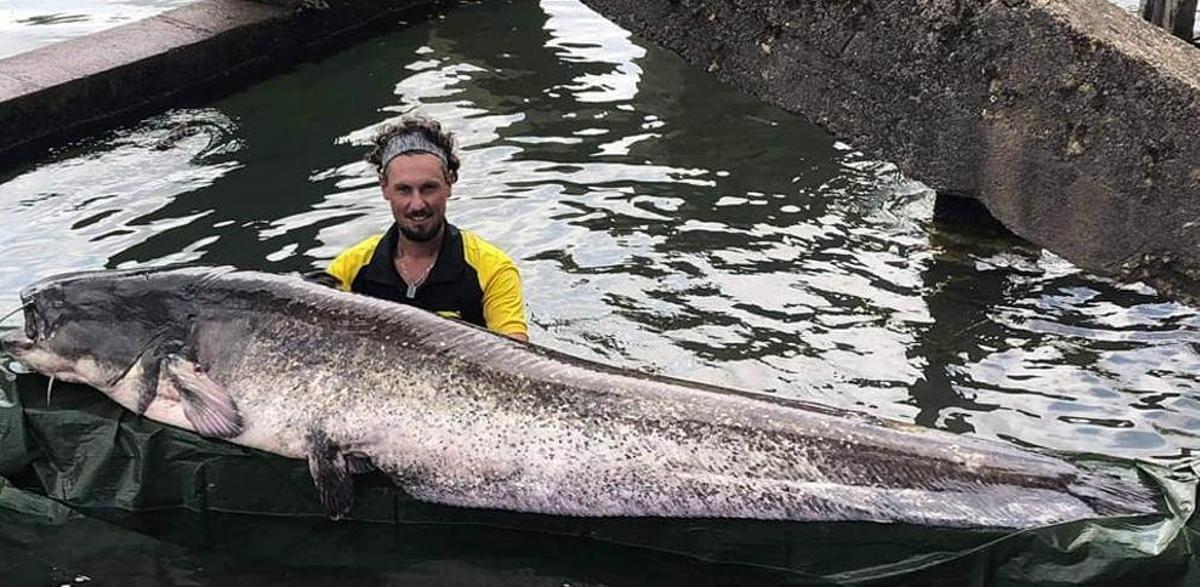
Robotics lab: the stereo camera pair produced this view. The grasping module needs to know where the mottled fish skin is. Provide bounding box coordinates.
[0,266,1160,528]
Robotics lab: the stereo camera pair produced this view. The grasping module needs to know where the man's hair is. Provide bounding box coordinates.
[366,117,461,183]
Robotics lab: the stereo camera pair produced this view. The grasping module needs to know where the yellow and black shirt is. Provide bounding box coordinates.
[324,222,527,337]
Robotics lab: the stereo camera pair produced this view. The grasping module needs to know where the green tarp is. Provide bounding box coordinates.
[2,375,1197,585]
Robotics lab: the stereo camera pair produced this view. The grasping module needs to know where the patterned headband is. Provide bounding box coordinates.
[380,131,449,171]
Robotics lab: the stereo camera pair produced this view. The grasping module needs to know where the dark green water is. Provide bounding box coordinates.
[0,0,1198,582]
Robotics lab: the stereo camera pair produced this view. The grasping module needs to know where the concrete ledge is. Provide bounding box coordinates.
[580,0,1200,302]
[0,0,433,165]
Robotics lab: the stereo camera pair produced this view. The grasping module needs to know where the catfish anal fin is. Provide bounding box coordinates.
[308,430,355,519]
[163,353,243,438]
[345,452,375,474]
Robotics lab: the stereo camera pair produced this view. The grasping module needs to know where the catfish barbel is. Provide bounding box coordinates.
[0,266,1159,527]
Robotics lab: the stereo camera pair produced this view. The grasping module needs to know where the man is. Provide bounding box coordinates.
[316,117,529,341]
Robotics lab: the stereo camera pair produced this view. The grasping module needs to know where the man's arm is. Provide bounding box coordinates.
[481,262,529,341]
[302,270,342,289]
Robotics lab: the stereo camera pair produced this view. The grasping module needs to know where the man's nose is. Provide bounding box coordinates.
[406,196,429,212]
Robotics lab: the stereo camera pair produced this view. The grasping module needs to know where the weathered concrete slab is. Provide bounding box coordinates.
[0,0,431,166]
[580,0,1200,301]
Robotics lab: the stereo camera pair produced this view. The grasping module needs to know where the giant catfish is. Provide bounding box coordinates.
[0,266,1159,527]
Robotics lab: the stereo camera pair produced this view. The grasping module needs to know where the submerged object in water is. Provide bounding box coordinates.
[0,266,1160,528]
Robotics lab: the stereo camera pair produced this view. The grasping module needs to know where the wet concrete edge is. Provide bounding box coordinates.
[0,0,435,168]
[579,0,1200,303]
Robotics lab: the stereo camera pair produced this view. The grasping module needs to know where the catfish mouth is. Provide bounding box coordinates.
[0,301,94,385]
[0,329,35,356]
[1,297,58,370]
[0,301,36,357]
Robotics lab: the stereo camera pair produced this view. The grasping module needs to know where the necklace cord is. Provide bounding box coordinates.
[397,253,438,299]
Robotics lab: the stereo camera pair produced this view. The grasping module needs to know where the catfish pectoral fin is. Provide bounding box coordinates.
[162,353,243,438]
[307,430,355,520]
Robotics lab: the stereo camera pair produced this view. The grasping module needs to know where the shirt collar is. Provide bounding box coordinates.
[366,221,464,286]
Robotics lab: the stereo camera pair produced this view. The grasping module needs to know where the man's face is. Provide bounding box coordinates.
[381,152,451,242]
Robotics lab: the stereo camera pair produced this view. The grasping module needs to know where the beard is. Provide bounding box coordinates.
[399,216,444,242]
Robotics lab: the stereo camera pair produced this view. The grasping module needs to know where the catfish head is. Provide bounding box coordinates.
[0,265,230,389]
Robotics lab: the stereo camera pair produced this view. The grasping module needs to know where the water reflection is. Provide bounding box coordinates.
[0,109,241,308]
[0,0,1196,468]
[0,0,195,59]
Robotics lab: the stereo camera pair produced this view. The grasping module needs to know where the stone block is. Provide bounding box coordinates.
[579,0,1200,301]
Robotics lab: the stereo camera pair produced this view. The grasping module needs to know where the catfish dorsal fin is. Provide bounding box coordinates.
[163,353,243,439]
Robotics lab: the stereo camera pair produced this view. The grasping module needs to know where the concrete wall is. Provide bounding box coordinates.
[579,0,1200,302]
[0,0,431,166]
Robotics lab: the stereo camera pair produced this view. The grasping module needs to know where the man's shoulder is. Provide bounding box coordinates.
[327,233,387,290]
[459,229,516,269]
[457,228,526,336]
[341,233,386,257]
